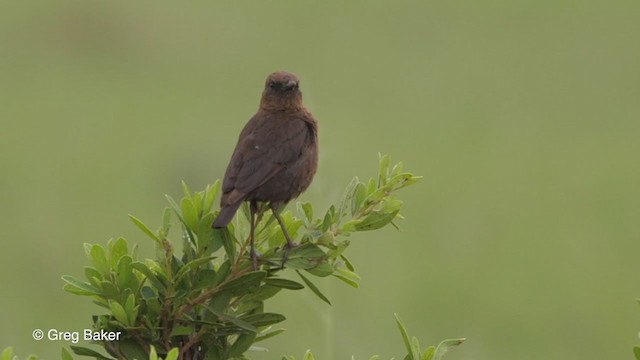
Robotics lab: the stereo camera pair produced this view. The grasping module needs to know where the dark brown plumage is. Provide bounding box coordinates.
[212,71,318,268]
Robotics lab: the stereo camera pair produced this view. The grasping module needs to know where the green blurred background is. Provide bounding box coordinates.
[1,1,639,359]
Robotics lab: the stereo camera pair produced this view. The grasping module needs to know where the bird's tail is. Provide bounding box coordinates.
[212,201,243,228]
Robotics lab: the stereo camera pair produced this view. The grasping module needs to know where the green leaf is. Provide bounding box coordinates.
[197,213,217,255]
[364,187,387,203]
[255,328,285,343]
[181,180,192,198]
[84,267,103,287]
[131,243,139,261]
[217,228,237,263]
[165,194,193,239]
[99,280,119,300]
[212,260,231,288]
[61,347,74,360]
[296,270,331,305]
[421,346,435,360]
[193,269,217,290]
[181,197,199,232]
[306,263,334,277]
[109,237,129,267]
[302,349,315,360]
[129,215,161,244]
[89,244,109,274]
[354,210,399,231]
[264,278,305,290]
[207,307,257,332]
[380,199,404,215]
[61,275,104,296]
[175,256,216,282]
[149,345,158,360]
[378,154,391,186]
[390,160,404,176]
[297,201,313,224]
[387,173,415,190]
[192,189,204,217]
[117,339,148,360]
[209,227,225,258]
[366,177,377,196]
[203,180,221,214]
[335,268,360,282]
[203,292,230,320]
[141,286,156,300]
[275,243,326,270]
[125,293,137,324]
[170,325,195,337]
[337,177,359,222]
[333,274,359,288]
[239,201,252,224]
[339,219,361,232]
[321,205,335,232]
[411,336,422,360]
[205,346,223,360]
[69,346,113,359]
[92,298,110,310]
[228,332,257,357]
[240,284,282,303]
[390,173,423,191]
[234,300,263,315]
[219,271,266,295]
[433,338,465,360]
[109,300,130,326]
[350,183,367,215]
[131,262,166,293]
[315,232,335,246]
[1,348,13,360]
[165,348,179,360]
[63,284,94,297]
[83,243,92,260]
[116,255,134,289]
[240,312,286,327]
[395,313,416,360]
[341,255,355,272]
[249,345,269,353]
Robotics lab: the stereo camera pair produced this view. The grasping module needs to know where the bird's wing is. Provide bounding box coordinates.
[221,114,310,205]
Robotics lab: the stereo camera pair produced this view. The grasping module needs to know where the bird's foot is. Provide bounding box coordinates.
[280,241,298,269]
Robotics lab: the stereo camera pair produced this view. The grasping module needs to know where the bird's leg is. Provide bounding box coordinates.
[249,200,258,270]
[270,202,297,267]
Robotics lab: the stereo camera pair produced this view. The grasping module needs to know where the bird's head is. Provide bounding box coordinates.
[260,71,303,110]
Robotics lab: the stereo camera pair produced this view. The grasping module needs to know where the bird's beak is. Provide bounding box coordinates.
[284,80,298,89]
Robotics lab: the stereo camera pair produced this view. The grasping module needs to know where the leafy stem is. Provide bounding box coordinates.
[57,155,462,360]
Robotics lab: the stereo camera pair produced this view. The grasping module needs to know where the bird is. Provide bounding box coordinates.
[212,71,319,269]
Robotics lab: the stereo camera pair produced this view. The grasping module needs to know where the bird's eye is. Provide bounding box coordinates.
[269,81,277,89]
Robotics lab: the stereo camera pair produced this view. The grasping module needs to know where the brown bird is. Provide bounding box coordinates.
[212,71,319,269]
